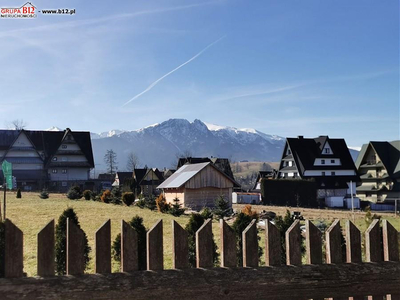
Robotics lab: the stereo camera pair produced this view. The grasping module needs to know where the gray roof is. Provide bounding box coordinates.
[157,162,210,189]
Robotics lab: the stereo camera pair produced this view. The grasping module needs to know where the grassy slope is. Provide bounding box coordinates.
[4,192,400,276]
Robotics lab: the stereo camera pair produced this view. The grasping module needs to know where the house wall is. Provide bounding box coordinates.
[183,187,232,211]
[49,168,89,181]
[313,158,341,166]
[304,170,356,176]
[163,188,185,205]
[185,165,234,189]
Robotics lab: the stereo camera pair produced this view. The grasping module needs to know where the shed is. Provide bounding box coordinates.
[157,162,237,211]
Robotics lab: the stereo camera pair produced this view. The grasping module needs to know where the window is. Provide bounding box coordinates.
[52,169,57,173]
[294,172,298,178]
[62,169,67,174]
[287,149,291,155]
[62,182,67,187]
[62,157,67,162]
[322,172,325,176]
[62,145,67,149]
[325,148,330,154]
[331,172,335,176]
[331,159,335,164]
[321,159,325,165]
[288,161,293,167]
[52,157,57,161]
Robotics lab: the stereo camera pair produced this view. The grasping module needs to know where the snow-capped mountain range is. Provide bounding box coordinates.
[89,119,286,170]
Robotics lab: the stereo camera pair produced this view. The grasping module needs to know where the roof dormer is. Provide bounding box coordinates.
[321,141,333,155]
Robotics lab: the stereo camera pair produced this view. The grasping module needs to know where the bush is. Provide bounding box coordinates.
[232,212,263,266]
[67,186,82,200]
[156,194,170,213]
[185,214,218,267]
[39,190,49,199]
[144,195,156,210]
[169,197,185,217]
[111,187,122,205]
[112,215,147,270]
[55,208,91,275]
[200,207,213,220]
[135,196,146,209]
[214,195,231,220]
[16,188,21,199]
[242,205,259,220]
[122,192,135,206]
[82,190,92,200]
[100,190,112,203]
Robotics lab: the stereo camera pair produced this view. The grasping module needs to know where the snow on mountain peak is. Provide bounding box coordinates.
[204,122,257,134]
[46,126,62,131]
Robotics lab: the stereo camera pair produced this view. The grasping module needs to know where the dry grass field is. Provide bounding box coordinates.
[3,192,399,277]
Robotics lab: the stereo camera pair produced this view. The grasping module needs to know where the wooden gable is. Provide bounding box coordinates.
[184,164,234,189]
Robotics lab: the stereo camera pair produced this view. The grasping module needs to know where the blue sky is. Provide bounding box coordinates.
[0,0,398,147]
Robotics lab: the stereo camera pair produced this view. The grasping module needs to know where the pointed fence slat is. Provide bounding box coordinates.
[147,219,163,271]
[37,220,54,277]
[95,219,111,274]
[286,220,301,266]
[265,220,281,266]
[220,219,236,268]
[382,220,399,262]
[121,220,138,272]
[67,218,85,275]
[4,219,23,278]
[387,295,400,300]
[172,220,189,269]
[345,221,362,263]
[306,220,322,265]
[243,219,258,268]
[196,219,213,268]
[365,219,382,263]
[326,220,342,264]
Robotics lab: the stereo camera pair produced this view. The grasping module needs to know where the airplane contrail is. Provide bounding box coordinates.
[122,36,226,107]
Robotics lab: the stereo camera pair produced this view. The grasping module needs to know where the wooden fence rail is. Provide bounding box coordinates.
[0,218,399,300]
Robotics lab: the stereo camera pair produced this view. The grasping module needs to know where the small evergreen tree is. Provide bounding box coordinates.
[67,186,82,200]
[55,208,91,275]
[275,210,295,264]
[82,190,92,200]
[16,188,21,199]
[112,215,147,270]
[185,214,218,267]
[169,197,185,217]
[214,195,231,219]
[135,195,146,208]
[111,187,122,205]
[144,194,156,210]
[200,207,213,220]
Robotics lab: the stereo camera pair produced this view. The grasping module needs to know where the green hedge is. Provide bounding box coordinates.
[260,179,318,208]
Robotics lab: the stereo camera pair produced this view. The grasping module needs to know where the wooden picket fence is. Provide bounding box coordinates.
[0,217,400,300]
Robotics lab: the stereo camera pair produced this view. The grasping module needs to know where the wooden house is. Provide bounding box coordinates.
[157,162,237,211]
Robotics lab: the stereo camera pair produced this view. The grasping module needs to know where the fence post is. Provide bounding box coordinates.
[147,219,163,271]
[265,220,281,266]
[220,219,236,268]
[172,220,189,269]
[306,220,322,265]
[286,220,301,266]
[366,219,384,300]
[95,219,111,274]
[196,219,213,268]
[4,219,23,278]
[383,220,400,300]
[67,218,85,275]
[346,220,362,263]
[37,220,54,277]
[121,220,138,272]
[326,220,342,264]
[243,219,258,268]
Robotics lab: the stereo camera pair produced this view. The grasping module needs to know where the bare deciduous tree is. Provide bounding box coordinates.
[126,151,140,171]
[7,119,27,130]
[104,149,118,174]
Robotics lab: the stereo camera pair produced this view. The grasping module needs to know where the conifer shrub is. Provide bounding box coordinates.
[111,187,122,205]
[169,197,185,217]
[156,194,170,213]
[200,207,213,220]
[67,186,82,200]
[39,190,49,199]
[185,214,218,267]
[100,190,112,203]
[112,215,147,270]
[214,195,231,220]
[144,195,157,210]
[232,212,262,266]
[82,190,92,200]
[16,188,21,199]
[55,208,91,275]
[122,192,135,206]
[135,195,146,208]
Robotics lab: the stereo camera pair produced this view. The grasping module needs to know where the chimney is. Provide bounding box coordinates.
[297,135,304,139]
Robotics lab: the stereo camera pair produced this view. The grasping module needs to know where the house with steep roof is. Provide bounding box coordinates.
[0,128,94,191]
[176,157,234,180]
[112,172,134,187]
[355,140,400,210]
[158,162,237,210]
[133,168,164,196]
[277,136,359,208]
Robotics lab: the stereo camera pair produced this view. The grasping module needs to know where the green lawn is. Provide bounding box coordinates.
[4,192,400,277]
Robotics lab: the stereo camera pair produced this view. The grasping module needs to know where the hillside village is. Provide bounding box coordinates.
[0,127,398,213]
